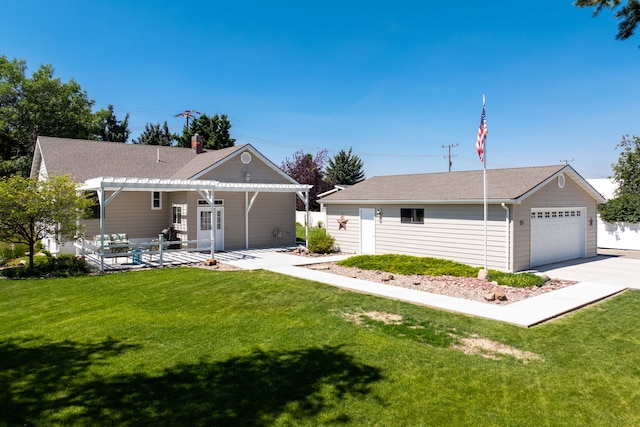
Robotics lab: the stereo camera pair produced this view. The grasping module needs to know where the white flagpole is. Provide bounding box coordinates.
[482,94,487,270]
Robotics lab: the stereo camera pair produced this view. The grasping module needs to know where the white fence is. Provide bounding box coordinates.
[598,219,640,251]
[587,178,640,251]
[296,211,327,228]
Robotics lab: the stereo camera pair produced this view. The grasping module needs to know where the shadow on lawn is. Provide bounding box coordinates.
[1,339,383,425]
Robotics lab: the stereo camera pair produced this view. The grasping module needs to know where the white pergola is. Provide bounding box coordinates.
[80,177,312,270]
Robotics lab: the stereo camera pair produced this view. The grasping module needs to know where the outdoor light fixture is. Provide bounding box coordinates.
[244,172,251,182]
[376,208,382,222]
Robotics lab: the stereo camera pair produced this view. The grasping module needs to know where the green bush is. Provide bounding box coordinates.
[308,233,335,254]
[0,242,29,266]
[599,194,640,223]
[1,254,94,278]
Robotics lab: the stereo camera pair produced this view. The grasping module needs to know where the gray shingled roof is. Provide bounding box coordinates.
[320,165,603,203]
[33,136,247,182]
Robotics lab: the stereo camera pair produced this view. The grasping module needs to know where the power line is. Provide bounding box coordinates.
[442,143,458,172]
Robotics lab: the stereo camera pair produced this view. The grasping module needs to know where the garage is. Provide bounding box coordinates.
[530,207,586,267]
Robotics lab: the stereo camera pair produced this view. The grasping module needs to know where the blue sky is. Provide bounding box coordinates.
[2,1,639,179]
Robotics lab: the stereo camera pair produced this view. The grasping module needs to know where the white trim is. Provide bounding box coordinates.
[80,176,311,193]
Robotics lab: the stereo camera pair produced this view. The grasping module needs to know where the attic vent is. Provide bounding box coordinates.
[241,152,252,164]
[558,173,565,189]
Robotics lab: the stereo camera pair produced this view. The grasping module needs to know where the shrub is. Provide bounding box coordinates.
[0,254,94,278]
[309,233,335,254]
[0,242,29,266]
[598,194,640,223]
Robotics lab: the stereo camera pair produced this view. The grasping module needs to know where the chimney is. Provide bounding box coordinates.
[191,133,204,154]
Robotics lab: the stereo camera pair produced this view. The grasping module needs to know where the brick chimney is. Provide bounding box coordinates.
[191,134,204,154]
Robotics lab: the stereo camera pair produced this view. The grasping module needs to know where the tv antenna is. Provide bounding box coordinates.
[442,143,458,172]
[175,109,202,128]
[560,158,574,165]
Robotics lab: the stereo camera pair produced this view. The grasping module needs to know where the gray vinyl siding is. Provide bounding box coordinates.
[83,191,170,239]
[512,176,598,271]
[327,204,510,270]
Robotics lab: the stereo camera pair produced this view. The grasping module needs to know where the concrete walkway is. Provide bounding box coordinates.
[215,249,630,328]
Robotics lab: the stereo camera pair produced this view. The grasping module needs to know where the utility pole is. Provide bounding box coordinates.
[442,143,458,172]
[175,109,202,129]
[560,159,574,165]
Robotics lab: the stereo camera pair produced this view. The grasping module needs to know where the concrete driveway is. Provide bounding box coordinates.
[533,250,640,289]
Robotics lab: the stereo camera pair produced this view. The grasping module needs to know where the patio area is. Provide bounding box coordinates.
[77,241,318,272]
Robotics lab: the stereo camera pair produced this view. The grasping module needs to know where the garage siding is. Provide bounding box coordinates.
[325,206,366,253]
[512,176,598,271]
[327,204,510,270]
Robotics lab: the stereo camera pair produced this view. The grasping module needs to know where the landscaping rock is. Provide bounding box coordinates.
[494,290,507,301]
[484,292,496,301]
[381,272,394,282]
[478,269,489,280]
[203,258,217,266]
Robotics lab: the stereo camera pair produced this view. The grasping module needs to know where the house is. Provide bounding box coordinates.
[30,136,311,259]
[319,165,605,272]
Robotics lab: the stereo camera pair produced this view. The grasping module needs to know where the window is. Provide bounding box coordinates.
[172,206,182,224]
[401,208,424,224]
[197,199,224,206]
[151,191,162,210]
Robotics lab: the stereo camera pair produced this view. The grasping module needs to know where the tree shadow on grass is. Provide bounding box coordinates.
[1,339,383,426]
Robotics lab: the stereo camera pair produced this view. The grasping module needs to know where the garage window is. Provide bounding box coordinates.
[401,208,424,224]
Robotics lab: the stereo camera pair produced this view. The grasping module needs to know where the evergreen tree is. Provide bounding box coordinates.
[92,105,130,142]
[574,0,640,43]
[177,113,235,150]
[325,147,365,185]
[132,121,178,146]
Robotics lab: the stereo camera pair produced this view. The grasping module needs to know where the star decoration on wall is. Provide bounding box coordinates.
[337,215,349,230]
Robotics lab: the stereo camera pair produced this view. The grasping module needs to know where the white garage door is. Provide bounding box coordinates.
[530,207,586,267]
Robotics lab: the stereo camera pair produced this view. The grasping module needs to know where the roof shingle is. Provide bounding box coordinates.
[320,165,589,202]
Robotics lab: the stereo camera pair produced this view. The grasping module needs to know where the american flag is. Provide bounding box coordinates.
[475,100,487,163]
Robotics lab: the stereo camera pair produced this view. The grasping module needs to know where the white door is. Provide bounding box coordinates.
[198,207,224,251]
[530,207,585,267]
[360,208,376,254]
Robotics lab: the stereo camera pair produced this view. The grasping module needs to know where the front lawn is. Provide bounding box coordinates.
[1,268,639,425]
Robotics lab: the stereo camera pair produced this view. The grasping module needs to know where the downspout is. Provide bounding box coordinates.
[501,203,510,272]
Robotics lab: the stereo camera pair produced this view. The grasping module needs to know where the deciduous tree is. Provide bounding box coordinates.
[598,134,640,222]
[0,175,92,269]
[0,56,129,176]
[281,149,332,211]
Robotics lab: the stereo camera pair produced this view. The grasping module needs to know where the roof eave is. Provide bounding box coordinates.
[321,199,517,205]
[79,176,312,193]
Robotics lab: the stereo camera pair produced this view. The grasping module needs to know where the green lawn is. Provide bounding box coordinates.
[296,222,326,242]
[1,268,639,426]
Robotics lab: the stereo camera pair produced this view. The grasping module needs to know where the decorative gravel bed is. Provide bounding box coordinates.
[305,262,577,305]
